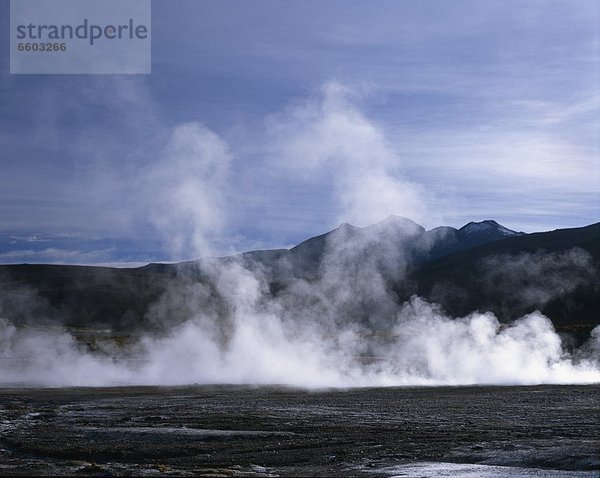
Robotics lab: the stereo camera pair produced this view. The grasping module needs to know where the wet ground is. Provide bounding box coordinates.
[0,384,598,476]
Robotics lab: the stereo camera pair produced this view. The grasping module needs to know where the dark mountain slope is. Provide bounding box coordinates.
[412,223,600,336]
[0,264,173,330]
[256,216,522,283]
[426,220,525,260]
[0,220,596,339]
[282,217,425,281]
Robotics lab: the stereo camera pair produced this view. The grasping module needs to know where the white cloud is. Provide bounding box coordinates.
[441,133,596,190]
[510,95,600,126]
[0,247,116,265]
[393,92,600,230]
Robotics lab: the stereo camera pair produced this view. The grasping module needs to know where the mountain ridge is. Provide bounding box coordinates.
[0,219,597,341]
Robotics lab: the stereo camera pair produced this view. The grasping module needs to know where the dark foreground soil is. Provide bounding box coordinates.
[0,384,598,477]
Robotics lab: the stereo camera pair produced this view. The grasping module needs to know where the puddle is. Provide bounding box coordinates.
[375,462,598,477]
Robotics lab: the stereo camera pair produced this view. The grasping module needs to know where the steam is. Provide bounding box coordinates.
[479,248,596,309]
[1,222,599,387]
[143,122,232,259]
[268,81,429,226]
[1,244,599,387]
[0,295,598,388]
[1,82,598,388]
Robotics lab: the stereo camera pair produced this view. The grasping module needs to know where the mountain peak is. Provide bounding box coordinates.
[369,215,425,234]
[338,222,358,230]
[459,220,521,237]
[379,215,420,225]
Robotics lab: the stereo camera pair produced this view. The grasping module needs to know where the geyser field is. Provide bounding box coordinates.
[3,0,599,475]
[0,218,599,476]
[1,218,599,389]
[1,300,599,388]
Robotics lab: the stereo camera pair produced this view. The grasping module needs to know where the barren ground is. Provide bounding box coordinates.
[0,384,598,476]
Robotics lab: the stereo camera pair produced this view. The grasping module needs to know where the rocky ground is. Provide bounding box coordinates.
[0,384,598,476]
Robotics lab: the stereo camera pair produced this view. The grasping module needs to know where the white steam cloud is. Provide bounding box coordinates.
[142,122,232,259]
[0,296,598,388]
[268,81,429,227]
[1,83,598,389]
[480,248,595,309]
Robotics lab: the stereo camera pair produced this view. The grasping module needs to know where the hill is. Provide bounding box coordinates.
[0,220,597,341]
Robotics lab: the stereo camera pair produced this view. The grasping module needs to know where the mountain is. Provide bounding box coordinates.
[244,216,523,281]
[0,219,597,342]
[426,220,525,260]
[279,216,425,280]
[412,222,600,337]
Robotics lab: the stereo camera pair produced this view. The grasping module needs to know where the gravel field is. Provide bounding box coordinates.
[0,384,598,477]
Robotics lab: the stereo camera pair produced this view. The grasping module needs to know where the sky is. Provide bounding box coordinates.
[0,0,599,265]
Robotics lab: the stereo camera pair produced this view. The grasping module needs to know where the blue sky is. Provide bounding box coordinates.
[1,0,599,265]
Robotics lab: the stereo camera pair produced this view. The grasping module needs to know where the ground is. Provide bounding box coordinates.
[0,385,598,476]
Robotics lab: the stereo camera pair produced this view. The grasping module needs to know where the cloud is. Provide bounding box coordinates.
[509,95,600,127]
[394,96,600,231]
[0,247,116,265]
[436,133,596,192]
